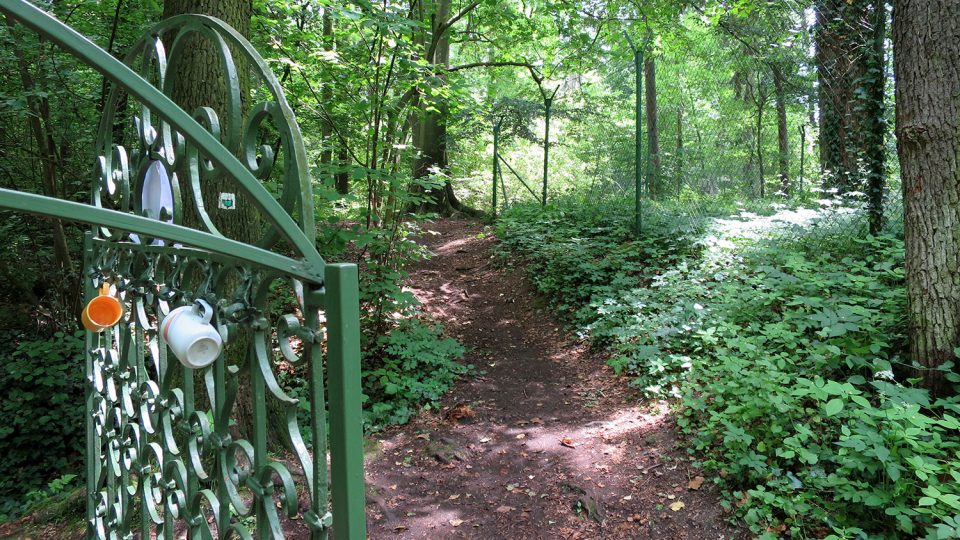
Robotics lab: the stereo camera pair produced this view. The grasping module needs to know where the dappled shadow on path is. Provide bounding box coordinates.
[364,219,738,539]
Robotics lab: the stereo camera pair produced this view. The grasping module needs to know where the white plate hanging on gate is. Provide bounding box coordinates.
[130,161,174,245]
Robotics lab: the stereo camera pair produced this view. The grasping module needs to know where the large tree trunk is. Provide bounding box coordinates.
[162,0,267,441]
[163,0,256,239]
[893,0,960,396]
[773,67,790,196]
[644,57,660,198]
[410,0,477,216]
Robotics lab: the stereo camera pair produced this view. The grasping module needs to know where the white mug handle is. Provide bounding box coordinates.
[194,299,213,324]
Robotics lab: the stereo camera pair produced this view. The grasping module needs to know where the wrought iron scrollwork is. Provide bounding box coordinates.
[94,14,316,255]
[84,239,332,539]
[0,3,365,537]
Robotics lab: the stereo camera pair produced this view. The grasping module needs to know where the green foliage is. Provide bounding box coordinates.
[362,318,467,428]
[315,198,470,430]
[0,331,86,521]
[497,198,957,539]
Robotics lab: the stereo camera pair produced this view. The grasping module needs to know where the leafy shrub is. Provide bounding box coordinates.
[0,331,85,521]
[362,318,467,428]
[316,213,469,431]
[496,198,960,539]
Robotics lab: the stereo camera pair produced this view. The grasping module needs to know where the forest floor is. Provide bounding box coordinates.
[364,218,739,539]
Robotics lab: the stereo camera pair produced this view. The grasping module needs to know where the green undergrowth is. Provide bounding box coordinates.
[0,331,85,521]
[496,198,960,539]
[319,217,469,431]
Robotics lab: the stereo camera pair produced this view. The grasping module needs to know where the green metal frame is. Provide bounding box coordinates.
[0,2,366,538]
[490,119,540,217]
[625,33,645,237]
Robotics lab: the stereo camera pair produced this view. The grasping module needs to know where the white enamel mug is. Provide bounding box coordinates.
[160,299,222,369]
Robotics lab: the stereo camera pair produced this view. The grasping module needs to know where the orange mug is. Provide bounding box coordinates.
[81,283,124,332]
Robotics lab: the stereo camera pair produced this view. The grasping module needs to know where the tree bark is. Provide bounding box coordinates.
[865,1,887,234]
[816,0,871,193]
[320,8,335,191]
[644,57,660,198]
[162,0,256,240]
[676,105,683,198]
[12,39,74,273]
[773,67,789,196]
[893,0,960,396]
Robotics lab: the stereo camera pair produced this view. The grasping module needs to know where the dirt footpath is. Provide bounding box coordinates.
[363,219,739,539]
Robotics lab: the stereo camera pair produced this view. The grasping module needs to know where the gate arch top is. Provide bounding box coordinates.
[1,1,324,283]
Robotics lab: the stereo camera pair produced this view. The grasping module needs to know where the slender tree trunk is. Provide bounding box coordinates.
[320,8,334,190]
[865,1,887,234]
[542,94,553,206]
[756,100,765,198]
[336,146,350,195]
[893,0,960,396]
[644,57,660,198]
[676,105,683,198]
[799,124,806,193]
[773,67,790,196]
[11,36,74,273]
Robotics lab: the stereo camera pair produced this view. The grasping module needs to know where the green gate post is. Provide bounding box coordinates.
[82,232,98,535]
[542,94,554,207]
[326,264,366,539]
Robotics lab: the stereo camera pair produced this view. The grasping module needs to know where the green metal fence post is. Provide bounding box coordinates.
[542,95,553,207]
[82,232,98,535]
[635,47,644,236]
[326,263,366,540]
[492,120,501,219]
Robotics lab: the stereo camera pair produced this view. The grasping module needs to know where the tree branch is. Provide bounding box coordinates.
[447,60,535,72]
[438,1,481,35]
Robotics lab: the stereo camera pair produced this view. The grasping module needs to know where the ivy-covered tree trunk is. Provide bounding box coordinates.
[893,0,960,396]
[816,0,870,193]
[864,1,887,234]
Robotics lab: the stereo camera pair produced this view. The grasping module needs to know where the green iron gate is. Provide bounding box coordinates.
[0,2,366,538]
